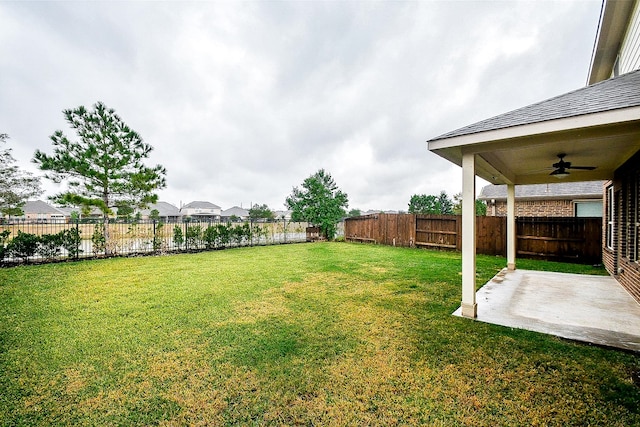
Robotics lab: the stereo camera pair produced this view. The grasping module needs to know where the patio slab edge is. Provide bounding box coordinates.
[453,269,640,353]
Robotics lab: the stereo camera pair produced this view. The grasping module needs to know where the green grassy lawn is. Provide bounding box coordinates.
[1,243,637,426]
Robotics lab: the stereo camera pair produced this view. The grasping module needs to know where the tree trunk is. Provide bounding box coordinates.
[103,214,110,255]
[103,193,110,255]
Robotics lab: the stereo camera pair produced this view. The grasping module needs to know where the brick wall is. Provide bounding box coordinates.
[618,261,640,302]
[604,151,640,305]
[489,199,573,217]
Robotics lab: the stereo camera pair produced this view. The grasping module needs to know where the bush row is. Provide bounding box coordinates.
[0,229,82,262]
[172,222,268,250]
[0,222,277,264]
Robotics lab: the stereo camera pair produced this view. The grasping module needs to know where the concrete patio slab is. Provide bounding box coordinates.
[453,269,640,352]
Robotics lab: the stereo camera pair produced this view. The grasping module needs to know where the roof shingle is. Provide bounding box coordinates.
[478,181,605,201]
[430,69,640,141]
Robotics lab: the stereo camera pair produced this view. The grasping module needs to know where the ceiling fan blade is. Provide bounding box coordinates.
[549,154,596,175]
[567,166,596,170]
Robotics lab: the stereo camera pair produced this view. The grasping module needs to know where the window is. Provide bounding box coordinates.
[634,174,639,262]
[574,201,603,218]
[621,175,639,262]
[606,186,614,250]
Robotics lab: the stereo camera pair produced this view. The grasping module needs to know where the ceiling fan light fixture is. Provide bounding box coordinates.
[548,154,595,179]
[550,168,570,179]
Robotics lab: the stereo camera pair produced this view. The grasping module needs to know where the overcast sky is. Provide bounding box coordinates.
[1,0,602,212]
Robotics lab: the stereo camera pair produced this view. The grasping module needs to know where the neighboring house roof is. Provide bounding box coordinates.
[221,206,249,217]
[181,201,221,210]
[139,201,181,217]
[55,205,108,217]
[22,200,65,215]
[430,68,640,142]
[478,181,605,201]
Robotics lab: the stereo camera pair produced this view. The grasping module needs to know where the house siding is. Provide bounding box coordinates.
[617,0,640,76]
[603,152,640,304]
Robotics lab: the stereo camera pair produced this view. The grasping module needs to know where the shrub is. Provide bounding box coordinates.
[0,229,11,260]
[152,221,164,252]
[185,225,202,250]
[216,223,231,247]
[60,228,82,258]
[203,225,218,249]
[233,222,251,246]
[91,224,106,255]
[37,233,62,260]
[230,224,243,246]
[173,225,184,249]
[7,231,39,262]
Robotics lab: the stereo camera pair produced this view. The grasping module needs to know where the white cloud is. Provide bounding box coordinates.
[0,1,602,211]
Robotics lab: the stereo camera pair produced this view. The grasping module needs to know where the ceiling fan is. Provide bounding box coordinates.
[549,153,596,178]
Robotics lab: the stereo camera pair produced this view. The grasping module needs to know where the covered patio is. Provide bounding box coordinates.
[427,69,640,345]
[455,269,640,352]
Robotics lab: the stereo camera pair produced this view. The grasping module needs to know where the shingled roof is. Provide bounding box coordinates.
[478,181,605,201]
[221,206,249,217]
[22,200,66,215]
[430,69,640,142]
[139,201,181,217]
[182,201,221,210]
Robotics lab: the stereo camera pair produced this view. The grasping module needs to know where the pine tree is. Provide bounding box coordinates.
[33,102,166,252]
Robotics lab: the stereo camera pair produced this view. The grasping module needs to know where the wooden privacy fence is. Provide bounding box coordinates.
[344,213,602,264]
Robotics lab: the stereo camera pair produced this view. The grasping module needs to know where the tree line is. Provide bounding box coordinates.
[2,101,484,251]
[408,191,486,216]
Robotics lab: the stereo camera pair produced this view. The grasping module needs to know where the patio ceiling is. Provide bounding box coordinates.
[428,70,640,186]
[430,112,640,185]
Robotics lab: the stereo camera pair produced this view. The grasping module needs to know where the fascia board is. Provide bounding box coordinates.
[588,0,637,84]
[427,106,640,153]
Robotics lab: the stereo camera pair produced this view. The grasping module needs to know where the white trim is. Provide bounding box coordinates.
[428,106,640,152]
[633,173,639,262]
[588,0,638,84]
[461,153,477,318]
[607,185,615,250]
[507,184,516,270]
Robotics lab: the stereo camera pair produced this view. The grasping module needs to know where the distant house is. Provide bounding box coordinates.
[180,201,221,221]
[478,181,605,218]
[272,210,318,221]
[273,210,293,220]
[220,206,249,222]
[138,201,182,223]
[9,200,66,223]
[56,205,104,221]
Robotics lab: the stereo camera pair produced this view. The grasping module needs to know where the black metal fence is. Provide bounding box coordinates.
[0,218,309,265]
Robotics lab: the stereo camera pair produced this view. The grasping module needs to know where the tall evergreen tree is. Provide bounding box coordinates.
[437,190,454,215]
[33,102,166,252]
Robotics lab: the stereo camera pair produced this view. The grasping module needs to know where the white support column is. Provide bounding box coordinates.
[507,184,516,271]
[461,152,477,318]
